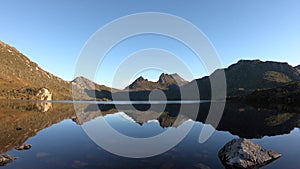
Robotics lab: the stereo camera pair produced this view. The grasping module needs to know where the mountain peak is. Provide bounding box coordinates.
[72,76,95,90]
[136,76,146,82]
[158,73,188,86]
[125,73,188,91]
[237,59,262,64]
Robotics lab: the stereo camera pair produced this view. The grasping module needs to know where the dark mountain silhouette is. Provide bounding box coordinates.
[182,60,300,99]
[237,82,300,105]
[295,65,300,73]
[125,76,161,91]
[125,73,188,91]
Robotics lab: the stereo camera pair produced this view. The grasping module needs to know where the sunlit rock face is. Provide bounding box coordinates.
[36,88,52,100]
[218,138,281,169]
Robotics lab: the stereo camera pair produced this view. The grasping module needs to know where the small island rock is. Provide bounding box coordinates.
[15,144,32,151]
[218,138,281,169]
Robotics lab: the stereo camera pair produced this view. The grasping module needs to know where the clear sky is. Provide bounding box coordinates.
[1,0,300,89]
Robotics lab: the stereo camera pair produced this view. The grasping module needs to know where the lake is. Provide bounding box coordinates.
[0,101,299,169]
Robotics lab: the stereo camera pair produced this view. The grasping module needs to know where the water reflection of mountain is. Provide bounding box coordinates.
[211,102,300,138]
[82,102,300,138]
[0,101,75,154]
[1,101,300,155]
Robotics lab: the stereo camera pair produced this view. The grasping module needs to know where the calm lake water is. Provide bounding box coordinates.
[0,101,299,169]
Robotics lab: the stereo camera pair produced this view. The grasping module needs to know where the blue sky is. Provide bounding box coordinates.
[1,0,300,88]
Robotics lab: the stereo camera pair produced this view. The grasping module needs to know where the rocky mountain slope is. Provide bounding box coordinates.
[158,73,188,86]
[0,41,114,100]
[1,40,299,101]
[183,60,300,99]
[125,73,188,91]
[295,65,300,73]
[72,76,120,100]
[238,82,300,105]
[0,41,73,100]
[72,76,119,92]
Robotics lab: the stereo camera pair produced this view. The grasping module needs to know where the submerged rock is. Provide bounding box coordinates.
[218,138,281,169]
[15,144,32,151]
[0,154,16,166]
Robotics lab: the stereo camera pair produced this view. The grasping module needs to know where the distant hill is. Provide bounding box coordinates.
[182,60,300,99]
[72,76,118,92]
[0,41,72,100]
[72,76,119,100]
[125,73,188,91]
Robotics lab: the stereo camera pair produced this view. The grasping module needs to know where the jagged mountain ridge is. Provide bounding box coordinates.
[125,73,188,91]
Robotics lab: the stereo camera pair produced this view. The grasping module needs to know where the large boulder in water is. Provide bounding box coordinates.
[218,138,281,169]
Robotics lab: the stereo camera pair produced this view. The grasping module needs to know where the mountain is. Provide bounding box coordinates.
[0,41,114,100]
[72,76,118,92]
[183,59,300,99]
[158,73,188,86]
[0,41,72,100]
[125,76,161,91]
[295,65,300,73]
[125,73,188,91]
[238,82,300,105]
[72,76,119,100]
[2,40,299,101]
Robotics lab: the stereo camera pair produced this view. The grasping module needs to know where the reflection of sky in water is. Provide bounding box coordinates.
[4,112,300,169]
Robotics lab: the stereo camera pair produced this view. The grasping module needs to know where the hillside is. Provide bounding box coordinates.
[183,60,300,99]
[295,65,300,73]
[239,82,300,105]
[125,73,188,91]
[0,41,115,100]
[0,41,73,100]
